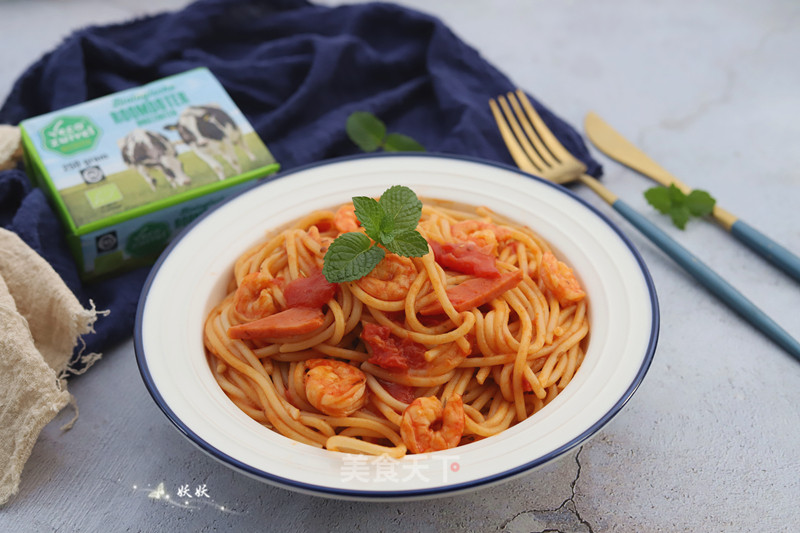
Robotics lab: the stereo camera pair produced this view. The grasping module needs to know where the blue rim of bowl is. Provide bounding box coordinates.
[134,151,659,500]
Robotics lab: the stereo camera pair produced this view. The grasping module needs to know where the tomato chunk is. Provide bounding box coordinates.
[429,240,499,278]
[227,307,325,339]
[419,270,523,316]
[377,379,417,404]
[360,323,427,371]
[284,270,338,309]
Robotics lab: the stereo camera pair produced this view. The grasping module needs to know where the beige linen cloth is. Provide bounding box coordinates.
[0,228,100,505]
[0,125,22,171]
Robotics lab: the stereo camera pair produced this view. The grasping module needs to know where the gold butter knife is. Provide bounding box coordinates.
[584,112,800,283]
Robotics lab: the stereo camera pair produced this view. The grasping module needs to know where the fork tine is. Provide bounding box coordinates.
[489,98,539,174]
[514,89,575,164]
[505,91,559,168]
[496,95,548,173]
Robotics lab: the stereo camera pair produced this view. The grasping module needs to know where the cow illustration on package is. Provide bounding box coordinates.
[165,104,257,180]
[118,129,193,191]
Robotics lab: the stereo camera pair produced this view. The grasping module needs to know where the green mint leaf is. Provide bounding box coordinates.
[383,133,426,152]
[686,189,716,217]
[669,205,690,230]
[322,233,385,283]
[644,186,672,214]
[645,184,717,230]
[377,216,396,244]
[667,183,686,204]
[384,230,430,257]
[346,112,386,152]
[379,185,423,236]
[352,196,385,238]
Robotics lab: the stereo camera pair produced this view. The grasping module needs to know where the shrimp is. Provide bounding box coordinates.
[400,395,465,453]
[355,254,417,301]
[233,271,282,320]
[451,220,510,255]
[304,359,367,417]
[334,204,360,234]
[538,251,586,306]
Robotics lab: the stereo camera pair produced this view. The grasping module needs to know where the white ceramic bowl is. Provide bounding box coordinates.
[135,153,658,501]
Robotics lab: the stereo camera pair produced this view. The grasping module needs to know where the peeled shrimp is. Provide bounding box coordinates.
[355,254,417,301]
[400,395,465,453]
[333,204,360,234]
[451,220,510,255]
[538,251,585,306]
[233,271,281,320]
[304,359,367,417]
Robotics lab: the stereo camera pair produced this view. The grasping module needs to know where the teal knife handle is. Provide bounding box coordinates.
[612,199,800,362]
[730,219,800,283]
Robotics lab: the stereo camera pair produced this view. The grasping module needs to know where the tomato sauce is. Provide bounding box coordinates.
[360,323,427,371]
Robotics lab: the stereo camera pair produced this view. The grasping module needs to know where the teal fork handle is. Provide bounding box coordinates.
[612,199,800,362]
[730,219,800,283]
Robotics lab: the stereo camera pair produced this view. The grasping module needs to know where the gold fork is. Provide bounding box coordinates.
[489,89,800,361]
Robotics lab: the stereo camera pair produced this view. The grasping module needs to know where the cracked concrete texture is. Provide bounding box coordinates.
[501,448,593,533]
[502,501,591,533]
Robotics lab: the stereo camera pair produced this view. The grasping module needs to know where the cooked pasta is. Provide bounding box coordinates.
[204,196,589,457]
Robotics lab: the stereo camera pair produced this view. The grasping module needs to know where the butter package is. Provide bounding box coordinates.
[19,67,279,279]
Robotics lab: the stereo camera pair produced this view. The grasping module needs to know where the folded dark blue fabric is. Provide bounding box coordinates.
[0,0,601,362]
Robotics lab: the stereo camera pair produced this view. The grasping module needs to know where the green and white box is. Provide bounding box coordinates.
[20,67,279,279]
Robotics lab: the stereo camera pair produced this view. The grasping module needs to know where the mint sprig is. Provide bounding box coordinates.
[346,112,426,153]
[644,184,716,230]
[323,186,429,283]
[322,233,386,282]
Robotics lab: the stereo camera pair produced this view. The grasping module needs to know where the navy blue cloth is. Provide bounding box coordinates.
[0,0,601,361]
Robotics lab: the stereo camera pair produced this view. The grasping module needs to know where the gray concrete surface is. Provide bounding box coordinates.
[2,0,799,531]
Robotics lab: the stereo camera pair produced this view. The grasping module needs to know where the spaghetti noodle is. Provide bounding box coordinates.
[204,195,589,457]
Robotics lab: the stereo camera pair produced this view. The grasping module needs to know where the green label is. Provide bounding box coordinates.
[125,222,171,257]
[40,115,101,156]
